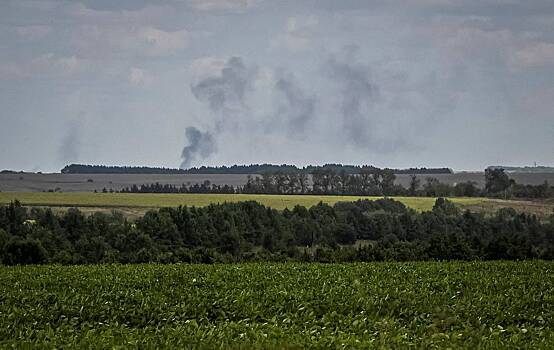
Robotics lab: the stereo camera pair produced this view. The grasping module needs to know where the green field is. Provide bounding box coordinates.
[0,192,486,211]
[1,262,552,348]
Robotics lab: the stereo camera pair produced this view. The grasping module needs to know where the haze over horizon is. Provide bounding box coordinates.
[1,0,553,173]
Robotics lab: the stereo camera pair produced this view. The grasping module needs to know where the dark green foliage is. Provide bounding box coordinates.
[2,238,47,265]
[485,168,514,194]
[433,197,460,216]
[0,197,552,265]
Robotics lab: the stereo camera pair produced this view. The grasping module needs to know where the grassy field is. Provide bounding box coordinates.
[0,192,486,211]
[1,261,552,348]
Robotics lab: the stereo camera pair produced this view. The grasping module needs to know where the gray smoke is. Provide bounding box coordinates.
[180,127,216,169]
[183,56,256,166]
[190,57,254,117]
[58,122,80,163]
[274,71,316,136]
[325,56,376,146]
[324,48,420,153]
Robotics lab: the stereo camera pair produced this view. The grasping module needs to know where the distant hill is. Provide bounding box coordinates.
[61,163,453,175]
[487,165,554,173]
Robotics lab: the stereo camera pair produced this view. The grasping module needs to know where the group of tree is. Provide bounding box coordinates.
[241,167,404,195]
[1,198,553,265]
[119,181,236,194]
[112,168,554,199]
[484,168,553,199]
[62,163,453,175]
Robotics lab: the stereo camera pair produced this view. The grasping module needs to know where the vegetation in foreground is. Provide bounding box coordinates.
[1,198,553,265]
[0,261,552,349]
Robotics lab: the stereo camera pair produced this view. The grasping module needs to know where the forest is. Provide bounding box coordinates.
[1,197,553,265]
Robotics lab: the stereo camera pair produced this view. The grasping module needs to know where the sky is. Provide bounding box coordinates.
[0,0,553,172]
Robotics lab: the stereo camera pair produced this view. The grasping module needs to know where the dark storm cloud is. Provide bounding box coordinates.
[273,71,316,135]
[180,126,216,169]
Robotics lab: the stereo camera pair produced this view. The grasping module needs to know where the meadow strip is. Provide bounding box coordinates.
[0,192,486,211]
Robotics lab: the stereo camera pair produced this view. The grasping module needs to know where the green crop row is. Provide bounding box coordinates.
[1,261,552,348]
[0,192,486,211]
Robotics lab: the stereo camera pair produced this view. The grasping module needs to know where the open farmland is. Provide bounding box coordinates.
[0,173,251,192]
[2,192,552,219]
[0,192,487,212]
[1,262,552,348]
[2,172,554,193]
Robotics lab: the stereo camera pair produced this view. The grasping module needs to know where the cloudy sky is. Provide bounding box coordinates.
[1,0,553,172]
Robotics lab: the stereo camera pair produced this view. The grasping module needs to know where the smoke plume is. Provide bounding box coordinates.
[182,56,255,167]
[274,71,316,135]
[180,127,216,169]
[58,122,81,163]
[190,56,254,119]
[325,55,377,146]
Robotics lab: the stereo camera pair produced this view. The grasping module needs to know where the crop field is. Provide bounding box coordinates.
[2,172,554,192]
[0,192,486,212]
[1,261,552,348]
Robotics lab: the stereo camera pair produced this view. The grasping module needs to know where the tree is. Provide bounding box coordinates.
[333,223,357,245]
[485,168,514,195]
[380,169,396,195]
[298,173,309,194]
[2,238,47,265]
[409,175,420,196]
[453,181,478,197]
[432,198,459,216]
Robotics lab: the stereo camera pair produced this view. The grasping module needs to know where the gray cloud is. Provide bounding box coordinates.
[188,0,260,12]
[180,127,216,169]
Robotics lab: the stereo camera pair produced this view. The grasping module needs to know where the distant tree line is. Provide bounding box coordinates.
[61,164,188,174]
[184,164,452,175]
[487,165,554,173]
[114,168,554,199]
[61,163,453,175]
[1,198,553,265]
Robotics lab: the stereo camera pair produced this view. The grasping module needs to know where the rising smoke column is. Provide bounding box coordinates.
[273,70,316,136]
[190,56,254,130]
[180,127,216,169]
[325,47,424,153]
[58,121,81,163]
[180,57,256,168]
[325,55,377,147]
